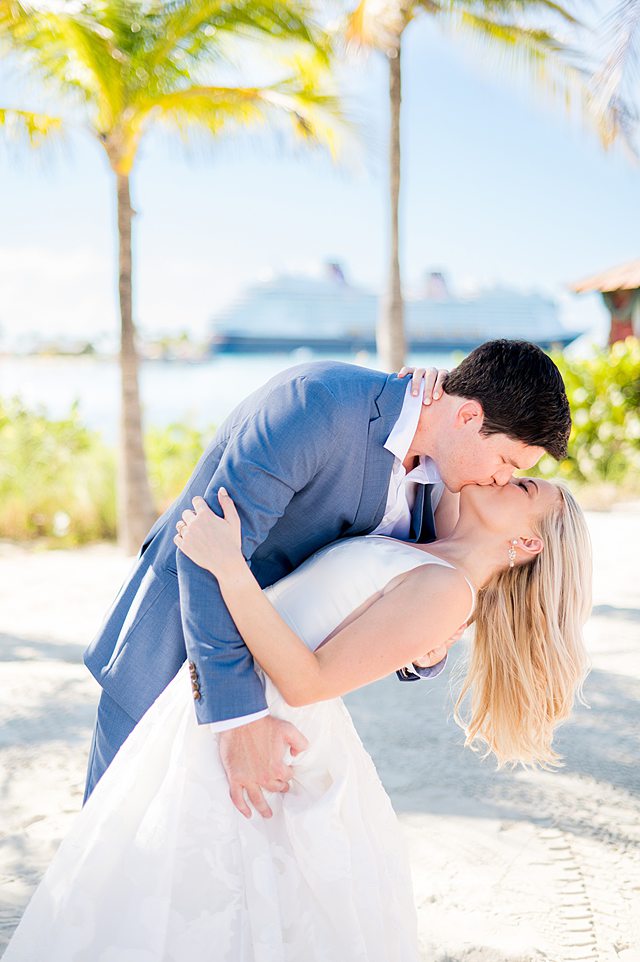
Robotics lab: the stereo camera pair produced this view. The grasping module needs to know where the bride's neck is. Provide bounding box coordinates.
[423,528,505,590]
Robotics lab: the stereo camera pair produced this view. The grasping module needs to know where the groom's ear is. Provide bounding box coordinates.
[456,399,484,429]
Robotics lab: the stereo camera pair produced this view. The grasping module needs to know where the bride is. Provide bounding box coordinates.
[3,476,592,962]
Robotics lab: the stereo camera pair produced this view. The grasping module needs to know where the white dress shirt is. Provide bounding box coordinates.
[208,378,444,732]
[371,380,444,538]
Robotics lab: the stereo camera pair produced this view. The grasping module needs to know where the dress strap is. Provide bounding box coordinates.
[460,575,476,623]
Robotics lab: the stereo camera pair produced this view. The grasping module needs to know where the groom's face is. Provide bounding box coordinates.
[446,432,546,491]
[435,400,546,491]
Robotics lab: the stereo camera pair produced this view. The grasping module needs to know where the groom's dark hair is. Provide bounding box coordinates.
[443,339,571,460]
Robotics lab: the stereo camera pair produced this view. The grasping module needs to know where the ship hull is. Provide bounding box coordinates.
[210,332,579,355]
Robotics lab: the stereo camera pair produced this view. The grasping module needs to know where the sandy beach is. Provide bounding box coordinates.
[0,507,638,962]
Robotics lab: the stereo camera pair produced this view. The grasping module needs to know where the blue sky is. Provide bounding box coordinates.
[1,3,637,348]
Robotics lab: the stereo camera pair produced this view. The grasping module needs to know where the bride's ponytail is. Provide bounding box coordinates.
[451,484,593,770]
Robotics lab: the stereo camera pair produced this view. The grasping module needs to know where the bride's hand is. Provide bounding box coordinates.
[397,365,448,405]
[174,490,244,579]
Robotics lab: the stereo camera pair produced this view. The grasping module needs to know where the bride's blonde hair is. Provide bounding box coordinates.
[452,483,592,771]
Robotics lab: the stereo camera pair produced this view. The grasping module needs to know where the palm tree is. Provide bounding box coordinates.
[1,0,345,552]
[587,0,639,148]
[343,0,598,371]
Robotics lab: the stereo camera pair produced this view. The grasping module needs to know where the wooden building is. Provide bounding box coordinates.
[571,258,640,345]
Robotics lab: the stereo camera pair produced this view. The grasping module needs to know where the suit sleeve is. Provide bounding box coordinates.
[396,654,447,682]
[176,376,341,725]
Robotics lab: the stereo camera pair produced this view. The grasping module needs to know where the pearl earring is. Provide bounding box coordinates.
[508,539,518,567]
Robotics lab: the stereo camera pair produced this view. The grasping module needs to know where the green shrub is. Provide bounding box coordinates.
[1,340,639,544]
[0,399,214,544]
[145,422,211,512]
[0,397,116,544]
[531,337,640,487]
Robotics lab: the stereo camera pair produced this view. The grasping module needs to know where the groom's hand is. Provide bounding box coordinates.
[219,715,309,819]
[413,622,468,668]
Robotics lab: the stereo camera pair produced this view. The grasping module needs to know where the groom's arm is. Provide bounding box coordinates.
[176,376,341,727]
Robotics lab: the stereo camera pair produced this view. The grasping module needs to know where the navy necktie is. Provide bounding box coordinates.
[407,482,436,544]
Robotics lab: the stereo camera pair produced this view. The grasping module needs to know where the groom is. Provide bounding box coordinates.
[83,339,571,817]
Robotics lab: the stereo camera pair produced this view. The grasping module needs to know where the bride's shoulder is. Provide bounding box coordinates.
[405,559,468,590]
[375,562,472,646]
[400,562,473,617]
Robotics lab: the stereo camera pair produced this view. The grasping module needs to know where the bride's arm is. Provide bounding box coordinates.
[175,492,471,706]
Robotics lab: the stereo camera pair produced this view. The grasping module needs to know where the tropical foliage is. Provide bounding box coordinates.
[532,337,640,486]
[3,340,639,544]
[0,398,116,543]
[0,398,214,545]
[0,0,346,552]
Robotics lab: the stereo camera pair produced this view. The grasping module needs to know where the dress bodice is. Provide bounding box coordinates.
[264,534,475,654]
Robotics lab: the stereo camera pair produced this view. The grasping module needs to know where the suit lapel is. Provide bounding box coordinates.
[341,374,407,538]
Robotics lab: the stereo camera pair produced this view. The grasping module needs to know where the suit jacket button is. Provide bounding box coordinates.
[193,690,201,701]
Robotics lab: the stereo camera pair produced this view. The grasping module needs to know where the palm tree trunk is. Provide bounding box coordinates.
[377,41,406,372]
[116,172,156,554]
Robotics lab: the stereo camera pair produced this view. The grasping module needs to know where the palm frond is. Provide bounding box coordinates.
[143,49,354,164]
[436,0,583,28]
[588,0,640,150]
[0,0,349,171]
[432,7,628,150]
[39,12,124,121]
[343,0,635,152]
[0,0,32,31]
[342,0,581,54]
[343,0,409,53]
[0,106,62,145]
[146,0,332,76]
[0,4,124,126]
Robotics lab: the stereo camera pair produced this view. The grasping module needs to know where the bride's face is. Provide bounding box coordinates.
[459,477,560,541]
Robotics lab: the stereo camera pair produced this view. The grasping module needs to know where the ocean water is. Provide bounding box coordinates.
[0,350,459,444]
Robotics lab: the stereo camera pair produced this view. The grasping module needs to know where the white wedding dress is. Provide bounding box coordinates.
[3,535,474,962]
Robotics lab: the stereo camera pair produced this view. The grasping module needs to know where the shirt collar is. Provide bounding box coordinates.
[384,379,442,483]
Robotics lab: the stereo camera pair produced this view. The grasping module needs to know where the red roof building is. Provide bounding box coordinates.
[571,258,640,345]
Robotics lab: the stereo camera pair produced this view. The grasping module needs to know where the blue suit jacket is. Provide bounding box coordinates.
[84,361,440,725]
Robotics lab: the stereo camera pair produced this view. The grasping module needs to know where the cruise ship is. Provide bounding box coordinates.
[209,264,580,354]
